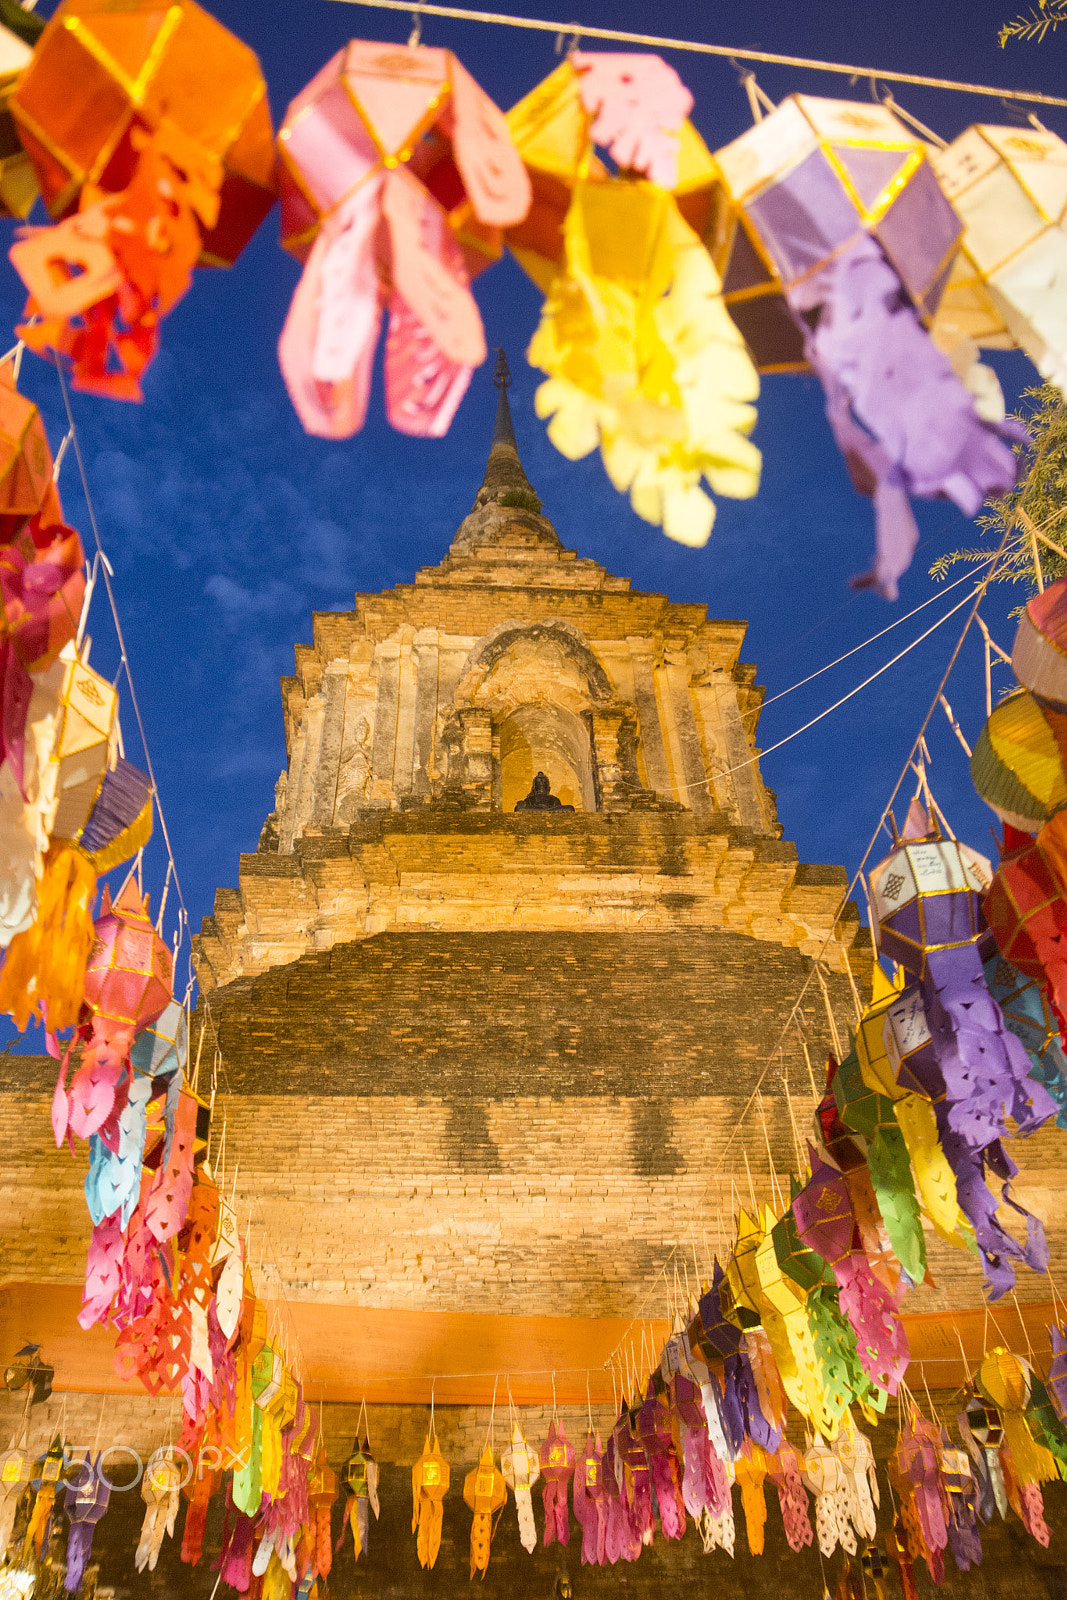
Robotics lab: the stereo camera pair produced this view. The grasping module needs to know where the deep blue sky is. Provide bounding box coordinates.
[5,0,1065,1021]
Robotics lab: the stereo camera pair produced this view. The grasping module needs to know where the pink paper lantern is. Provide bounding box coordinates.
[83,878,173,1043]
[276,41,530,441]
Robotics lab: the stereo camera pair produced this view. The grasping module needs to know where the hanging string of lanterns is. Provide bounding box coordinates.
[0,0,1060,581]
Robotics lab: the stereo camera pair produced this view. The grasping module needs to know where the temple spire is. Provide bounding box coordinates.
[472,349,541,511]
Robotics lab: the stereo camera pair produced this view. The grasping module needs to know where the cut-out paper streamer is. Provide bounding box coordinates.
[933,124,1067,396]
[507,55,760,548]
[277,41,530,440]
[870,805,1055,1297]
[713,94,1025,598]
[412,1430,449,1570]
[8,0,276,399]
[464,1444,506,1579]
[501,1420,540,1554]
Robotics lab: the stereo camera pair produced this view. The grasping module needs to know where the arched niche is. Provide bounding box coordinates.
[499,703,596,812]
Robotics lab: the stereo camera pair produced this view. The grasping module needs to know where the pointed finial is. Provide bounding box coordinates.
[493,349,512,390]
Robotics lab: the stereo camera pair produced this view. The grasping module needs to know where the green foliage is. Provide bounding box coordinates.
[498,488,542,514]
[929,382,1067,602]
[1000,0,1067,41]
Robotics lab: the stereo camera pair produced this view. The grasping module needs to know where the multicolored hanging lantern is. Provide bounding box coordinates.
[508,54,761,548]
[932,124,1067,394]
[9,0,277,398]
[712,94,1023,599]
[277,41,529,440]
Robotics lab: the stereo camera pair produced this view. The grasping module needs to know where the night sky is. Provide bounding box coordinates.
[3,0,1064,1038]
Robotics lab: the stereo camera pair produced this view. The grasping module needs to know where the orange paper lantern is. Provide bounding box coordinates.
[10,0,276,265]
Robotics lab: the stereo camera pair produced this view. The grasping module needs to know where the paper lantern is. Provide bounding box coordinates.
[0,1444,29,1559]
[11,0,275,255]
[341,1439,380,1560]
[932,124,1067,393]
[1048,1324,1067,1423]
[1013,574,1067,708]
[638,1379,686,1539]
[412,1430,449,1571]
[0,841,96,1027]
[870,829,993,972]
[508,55,760,549]
[0,518,85,815]
[277,41,529,440]
[0,361,63,541]
[832,1044,926,1284]
[539,1417,575,1547]
[83,876,173,1042]
[971,688,1067,833]
[983,949,1067,1128]
[134,1448,181,1574]
[129,997,186,1080]
[63,1452,110,1591]
[977,1346,1058,1486]
[47,644,118,843]
[0,20,39,221]
[571,1431,607,1567]
[872,810,1056,1298]
[983,823,1067,1052]
[500,1421,540,1554]
[733,1445,767,1556]
[768,1442,813,1552]
[891,1415,948,1583]
[307,1440,338,1581]
[463,1444,506,1579]
[802,1436,854,1557]
[713,94,1023,599]
[793,1146,909,1393]
[9,0,276,397]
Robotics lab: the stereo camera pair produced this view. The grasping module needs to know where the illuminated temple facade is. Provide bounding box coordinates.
[0,384,1064,1596]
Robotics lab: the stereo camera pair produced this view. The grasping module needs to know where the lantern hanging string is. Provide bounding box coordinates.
[741,564,979,728]
[324,0,1067,108]
[52,357,196,1001]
